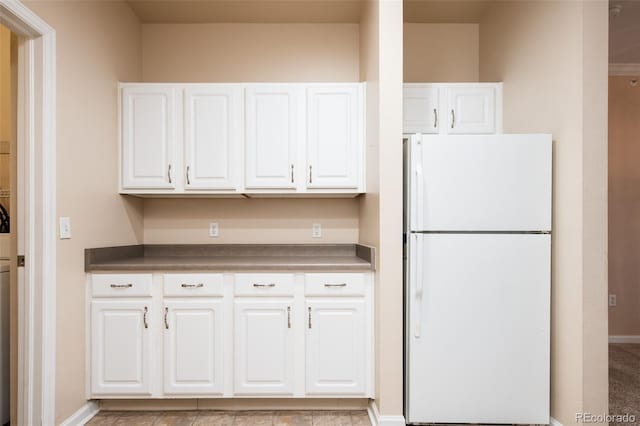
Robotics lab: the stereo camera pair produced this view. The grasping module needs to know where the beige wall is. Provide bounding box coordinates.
[608,75,640,336]
[480,1,608,424]
[358,0,404,418]
[142,23,359,82]
[22,2,144,423]
[141,22,362,244]
[404,23,479,82]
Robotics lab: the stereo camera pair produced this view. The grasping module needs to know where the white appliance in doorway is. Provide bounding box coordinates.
[404,134,552,424]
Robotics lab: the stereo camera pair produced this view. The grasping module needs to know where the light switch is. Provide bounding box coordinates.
[59,217,71,239]
[209,222,219,238]
[312,223,322,238]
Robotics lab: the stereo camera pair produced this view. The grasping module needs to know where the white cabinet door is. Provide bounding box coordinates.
[184,86,241,190]
[234,300,294,395]
[306,86,360,189]
[306,300,366,395]
[91,300,152,395]
[164,300,224,395]
[403,86,439,134]
[245,86,299,189]
[446,87,496,134]
[122,86,176,189]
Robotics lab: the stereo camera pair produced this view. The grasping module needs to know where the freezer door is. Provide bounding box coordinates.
[410,134,552,232]
[407,233,550,424]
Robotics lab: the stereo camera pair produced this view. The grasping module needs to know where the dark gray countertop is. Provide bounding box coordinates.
[85,244,375,272]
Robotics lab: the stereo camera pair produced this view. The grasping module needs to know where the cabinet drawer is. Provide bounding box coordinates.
[305,273,365,296]
[163,274,224,297]
[92,274,152,297]
[234,274,295,296]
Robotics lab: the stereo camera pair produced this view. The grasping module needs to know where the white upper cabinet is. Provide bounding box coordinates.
[446,86,497,134]
[121,86,176,190]
[245,85,300,189]
[403,83,502,135]
[184,86,242,191]
[306,85,361,189]
[91,300,152,395]
[163,300,224,395]
[120,83,365,195]
[403,86,439,134]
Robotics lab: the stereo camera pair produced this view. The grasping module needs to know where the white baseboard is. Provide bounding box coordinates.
[550,416,563,426]
[609,335,640,344]
[367,401,406,426]
[59,401,99,426]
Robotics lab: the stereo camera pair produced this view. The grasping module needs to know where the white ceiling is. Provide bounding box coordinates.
[610,0,640,63]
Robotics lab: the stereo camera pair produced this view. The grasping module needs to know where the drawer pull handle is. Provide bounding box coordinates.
[164,307,169,330]
[253,283,276,288]
[181,283,204,288]
[143,306,149,329]
[110,283,133,289]
[287,306,291,329]
[308,306,312,329]
[324,283,347,288]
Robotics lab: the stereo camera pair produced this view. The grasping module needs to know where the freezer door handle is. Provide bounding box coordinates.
[412,135,424,231]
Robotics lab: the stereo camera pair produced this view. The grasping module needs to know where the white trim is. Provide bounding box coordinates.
[367,401,406,426]
[550,416,564,426]
[609,63,640,75]
[0,0,56,425]
[609,335,640,344]
[59,401,99,426]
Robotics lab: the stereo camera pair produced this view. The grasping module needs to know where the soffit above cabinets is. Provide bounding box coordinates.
[404,0,490,24]
[125,0,363,24]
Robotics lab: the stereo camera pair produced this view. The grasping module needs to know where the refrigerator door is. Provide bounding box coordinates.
[410,134,552,232]
[407,233,550,425]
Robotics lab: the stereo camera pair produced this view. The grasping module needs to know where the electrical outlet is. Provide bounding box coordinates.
[209,222,219,238]
[312,223,322,238]
[59,217,71,239]
[609,294,617,307]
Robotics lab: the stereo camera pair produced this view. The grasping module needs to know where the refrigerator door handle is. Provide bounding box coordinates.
[413,234,423,338]
[412,135,424,231]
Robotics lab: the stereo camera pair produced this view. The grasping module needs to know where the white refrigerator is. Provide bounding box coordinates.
[404,134,551,425]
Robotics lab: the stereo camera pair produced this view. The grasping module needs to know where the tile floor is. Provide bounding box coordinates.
[86,410,372,426]
[609,343,640,423]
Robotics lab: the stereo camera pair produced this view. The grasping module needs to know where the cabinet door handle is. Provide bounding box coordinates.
[143,306,149,329]
[433,108,438,128]
[253,283,276,288]
[291,164,294,183]
[110,283,132,289]
[164,307,169,329]
[309,165,313,184]
[324,283,347,287]
[186,166,191,185]
[287,306,291,329]
[308,306,312,329]
[181,283,204,288]
[451,109,455,129]
[168,164,172,183]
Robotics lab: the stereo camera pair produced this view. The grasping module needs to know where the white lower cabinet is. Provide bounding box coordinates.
[306,300,366,395]
[163,300,224,395]
[91,300,152,395]
[233,300,295,395]
[89,272,372,399]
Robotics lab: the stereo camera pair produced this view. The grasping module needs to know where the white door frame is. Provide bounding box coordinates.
[0,1,56,425]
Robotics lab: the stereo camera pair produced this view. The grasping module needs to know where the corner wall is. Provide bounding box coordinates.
[480,1,608,423]
[609,75,640,336]
[21,2,144,423]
